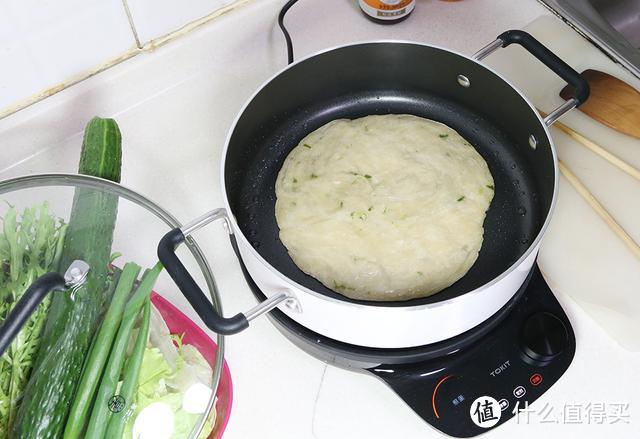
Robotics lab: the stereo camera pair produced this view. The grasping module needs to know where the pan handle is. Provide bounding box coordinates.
[158,209,296,335]
[473,30,590,126]
[0,260,89,356]
[0,273,65,356]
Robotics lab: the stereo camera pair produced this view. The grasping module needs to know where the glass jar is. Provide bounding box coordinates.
[358,0,416,24]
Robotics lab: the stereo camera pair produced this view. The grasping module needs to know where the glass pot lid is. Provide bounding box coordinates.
[0,173,226,439]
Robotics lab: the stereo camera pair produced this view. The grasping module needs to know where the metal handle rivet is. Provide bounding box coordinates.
[528,134,538,150]
[457,75,471,88]
[284,298,302,313]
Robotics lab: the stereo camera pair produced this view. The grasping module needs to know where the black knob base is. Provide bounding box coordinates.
[521,311,569,366]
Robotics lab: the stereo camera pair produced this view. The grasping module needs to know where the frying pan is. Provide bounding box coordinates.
[158,30,589,349]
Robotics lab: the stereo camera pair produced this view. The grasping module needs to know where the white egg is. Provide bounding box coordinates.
[132,402,174,439]
[182,382,213,414]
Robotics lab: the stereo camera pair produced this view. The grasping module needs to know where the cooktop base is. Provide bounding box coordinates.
[232,236,575,437]
[366,264,575,437]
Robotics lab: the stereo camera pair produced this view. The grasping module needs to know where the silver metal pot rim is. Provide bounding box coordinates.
[219,39,559,311]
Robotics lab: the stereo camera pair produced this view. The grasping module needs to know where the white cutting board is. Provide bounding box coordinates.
[485,16,640,351]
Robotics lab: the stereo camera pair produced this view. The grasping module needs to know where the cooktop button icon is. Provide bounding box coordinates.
[498,398,509,411]
[530,373,543,386]
[469,396,501,428]
[513,386,526,399]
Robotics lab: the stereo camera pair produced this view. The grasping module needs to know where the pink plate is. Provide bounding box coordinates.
[150,292,233,439]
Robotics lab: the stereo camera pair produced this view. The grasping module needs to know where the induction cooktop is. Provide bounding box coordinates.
[230,235,575,437]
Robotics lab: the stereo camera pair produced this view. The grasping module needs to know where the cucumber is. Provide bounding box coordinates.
[12,117,122,439]
[78,117,122,183]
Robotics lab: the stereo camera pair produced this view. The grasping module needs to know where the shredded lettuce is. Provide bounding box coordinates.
[123,304,215,438]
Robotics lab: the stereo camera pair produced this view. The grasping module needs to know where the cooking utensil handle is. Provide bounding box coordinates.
[158,209,293,335]
[474,30,590,126]
[0,273,66,356]
[0,260,88,356]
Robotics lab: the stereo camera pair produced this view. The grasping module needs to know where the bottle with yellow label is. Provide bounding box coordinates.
[358,0,416,24]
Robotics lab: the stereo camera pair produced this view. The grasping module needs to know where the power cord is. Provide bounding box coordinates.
[278,0,301,65]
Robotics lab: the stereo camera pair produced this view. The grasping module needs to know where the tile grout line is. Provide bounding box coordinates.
[0,48,141,121]
[0,0,254,121]
[121,0,143,49]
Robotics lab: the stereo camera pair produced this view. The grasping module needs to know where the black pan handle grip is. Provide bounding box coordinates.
[497,30,590,107]
[0,272,66,356]
[158,228,249,335]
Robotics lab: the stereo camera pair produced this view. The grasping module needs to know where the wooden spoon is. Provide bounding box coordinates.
[560,69,640,139]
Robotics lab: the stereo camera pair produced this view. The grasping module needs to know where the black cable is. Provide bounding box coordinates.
[278,0,300,65]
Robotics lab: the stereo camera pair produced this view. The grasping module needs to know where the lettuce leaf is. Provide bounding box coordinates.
[123,304,215,438]
[136,346,173,405]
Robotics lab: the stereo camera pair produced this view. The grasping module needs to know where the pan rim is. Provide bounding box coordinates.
[220,39,559,310]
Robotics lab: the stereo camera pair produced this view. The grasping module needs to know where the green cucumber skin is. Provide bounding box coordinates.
[78,117,122,183]
[12,118,122,439]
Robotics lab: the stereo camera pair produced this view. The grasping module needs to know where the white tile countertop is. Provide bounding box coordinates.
[1,1,639,438]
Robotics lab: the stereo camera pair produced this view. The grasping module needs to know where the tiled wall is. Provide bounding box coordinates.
[0,0,242,117]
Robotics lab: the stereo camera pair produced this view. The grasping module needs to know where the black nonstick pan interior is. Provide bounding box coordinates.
[224,43,555,307]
